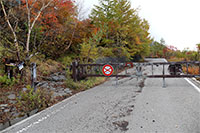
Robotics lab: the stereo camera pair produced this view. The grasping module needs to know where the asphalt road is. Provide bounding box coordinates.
[2,58,200,133]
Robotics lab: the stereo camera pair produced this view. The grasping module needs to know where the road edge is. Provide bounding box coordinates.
[0,92,82,133]
[185,78,200,93]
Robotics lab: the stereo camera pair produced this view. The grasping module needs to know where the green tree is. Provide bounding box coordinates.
[150,41,166,57]
[90,0,151,59]
[197,43,200,61]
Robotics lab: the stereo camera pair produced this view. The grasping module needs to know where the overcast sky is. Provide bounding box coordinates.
[81,0,200,51]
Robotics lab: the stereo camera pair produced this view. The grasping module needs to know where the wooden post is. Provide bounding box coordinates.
[72,61,78,82]
[7,66,11,79]
[31,63,37,91]
[198,63,200,75]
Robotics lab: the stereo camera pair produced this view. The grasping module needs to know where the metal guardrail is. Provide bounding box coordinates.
[70,61,200,88]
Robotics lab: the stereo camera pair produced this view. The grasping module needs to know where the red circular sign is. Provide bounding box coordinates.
[125,62,133,68]
[102,64,114,76]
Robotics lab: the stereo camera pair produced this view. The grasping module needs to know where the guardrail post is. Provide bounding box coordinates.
[72,61,78,82]
[163,64,166,88]
[125,66,128,74]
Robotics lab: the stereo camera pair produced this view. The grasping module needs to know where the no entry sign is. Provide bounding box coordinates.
[102,64,114,76]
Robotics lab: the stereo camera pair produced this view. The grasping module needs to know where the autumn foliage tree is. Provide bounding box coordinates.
[0,0,79,60]
[0,0,154,63]
[19,0,77,58]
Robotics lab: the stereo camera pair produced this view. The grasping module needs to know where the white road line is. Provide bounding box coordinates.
[185,78,200,93]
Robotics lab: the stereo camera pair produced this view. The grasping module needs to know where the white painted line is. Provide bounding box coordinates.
[185,78,200,93]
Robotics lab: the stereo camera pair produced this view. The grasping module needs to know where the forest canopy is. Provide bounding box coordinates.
[0,0,159,63]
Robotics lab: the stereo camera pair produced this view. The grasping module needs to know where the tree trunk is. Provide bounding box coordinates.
[1,0,20,61]
[26,30,31,56]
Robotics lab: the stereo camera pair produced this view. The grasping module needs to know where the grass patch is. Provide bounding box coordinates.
[30,56,64,77]
[66,77,105,91]
[65,69,105,91]
[0,75,19,87]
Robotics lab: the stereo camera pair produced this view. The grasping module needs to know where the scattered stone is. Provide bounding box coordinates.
[40,82,49,88]
[53,91,67,98]
[0,104,8,107]
[22,88,27,92]
[58,75,66,80]
[138,79,145,89]
[113,121,129,131]
[132,96,136,98]
[53,93,59,98]
[7,94,16,100]
[12,112,20,117]
[29,109,38,116]
[9,100,17,104]
[36,82,45,87]
[49,87,56,91]
[152,120,155,122]
[4,109,10,113]
[126,109,133,115]
[56,82,65,85]
[49,82,56,87]
[52,75,66,82]
[0,104,8,110]
[64,88,72,94]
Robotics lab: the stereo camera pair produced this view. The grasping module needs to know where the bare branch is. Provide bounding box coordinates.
[1,1,16,40]
[30,0,38,9]
[25,0,53,53]
[75,0,87,20]
[30,0,53,30]
[64,23,77,51]
[0,0,20,60]
[25,0,31,29]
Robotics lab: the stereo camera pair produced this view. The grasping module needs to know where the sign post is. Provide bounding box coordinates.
[31,63,37,91]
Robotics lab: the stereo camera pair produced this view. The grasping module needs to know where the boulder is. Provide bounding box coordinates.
[7,94,16,100]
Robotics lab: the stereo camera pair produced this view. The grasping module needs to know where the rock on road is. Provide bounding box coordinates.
[2,58,200,133]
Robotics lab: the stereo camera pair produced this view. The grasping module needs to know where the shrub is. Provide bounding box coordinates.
[183,66,200,80]
[0,75,18,87]
[65,69,82,90]
[17,85,53,117]
[0,105,15,126]
[30,58,64,76]
[59,56,72,66]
